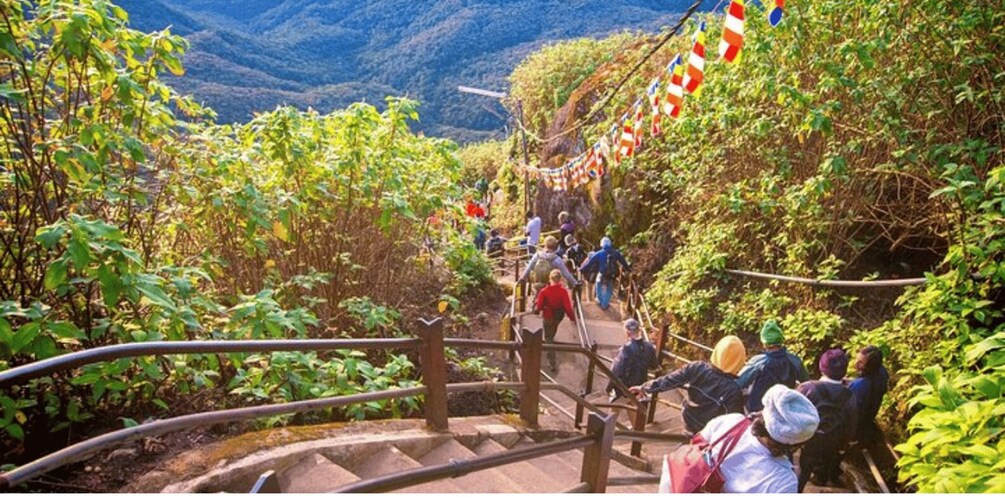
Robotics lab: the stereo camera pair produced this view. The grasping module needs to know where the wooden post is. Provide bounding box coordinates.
[576,343,599,429]
[631,398,649,457]
[648,324,669,425]
[580,412,615,493]
[417,317,449,431]
[519,327,543,427]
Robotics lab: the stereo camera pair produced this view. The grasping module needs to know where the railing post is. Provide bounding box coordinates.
[648,324,669,425]
[631,398,649,457]
[580,412,615,493]
[519,327,543,427]
[417,317,449,431]
[576,342,599,429]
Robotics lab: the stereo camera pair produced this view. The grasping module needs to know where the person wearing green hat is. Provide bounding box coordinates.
[735,320,810,413]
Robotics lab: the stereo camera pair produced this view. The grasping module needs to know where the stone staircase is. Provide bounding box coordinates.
[131,416,657,493]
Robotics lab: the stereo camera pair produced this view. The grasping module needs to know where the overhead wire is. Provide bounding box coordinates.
[520,0,710,145]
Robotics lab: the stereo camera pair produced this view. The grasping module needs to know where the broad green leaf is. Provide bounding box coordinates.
[0,83,26,105]
[9,322,41,354]
[36,226,66,249]
[44,260,69,291]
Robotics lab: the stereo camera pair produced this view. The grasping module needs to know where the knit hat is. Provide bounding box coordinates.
[819,348,849,380]
[760,320,784,346]
[710,336,746,375]
[601,236,613,249]
[623,318,640,333]
[762,385,819,445]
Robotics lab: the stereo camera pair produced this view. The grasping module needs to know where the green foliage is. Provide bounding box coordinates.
[509,33,636,139]
[0,0,500,455]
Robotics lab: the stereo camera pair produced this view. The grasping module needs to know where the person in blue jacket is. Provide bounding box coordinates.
[578,236,630,310]
[848,345,889,446]
[736,320,809,413]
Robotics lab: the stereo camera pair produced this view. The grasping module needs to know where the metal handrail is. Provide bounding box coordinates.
[0,338,421,389]
[0,381,528,490]
[333,435,596,493]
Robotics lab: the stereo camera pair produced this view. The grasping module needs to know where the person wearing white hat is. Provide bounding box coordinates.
[694,384,820,493]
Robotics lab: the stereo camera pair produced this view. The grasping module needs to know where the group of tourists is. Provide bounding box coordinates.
[605,319,889,493]
[472,204,891,493]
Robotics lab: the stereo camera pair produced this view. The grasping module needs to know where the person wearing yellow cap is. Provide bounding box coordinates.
[736,320,810,413]
[630,335,747,433]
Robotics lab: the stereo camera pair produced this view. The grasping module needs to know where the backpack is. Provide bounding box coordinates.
[659,417,751,493]
[532,255,555,284]
[602,251,622,280]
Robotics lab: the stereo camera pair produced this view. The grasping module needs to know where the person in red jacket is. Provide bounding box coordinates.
[535,269,576,372]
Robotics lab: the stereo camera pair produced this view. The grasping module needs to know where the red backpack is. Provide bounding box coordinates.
[659,417,751,493]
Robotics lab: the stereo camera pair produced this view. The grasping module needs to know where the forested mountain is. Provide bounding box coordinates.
[117,0,715,142]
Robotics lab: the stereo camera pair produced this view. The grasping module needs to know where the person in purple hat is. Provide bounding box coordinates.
[795,348,859,491]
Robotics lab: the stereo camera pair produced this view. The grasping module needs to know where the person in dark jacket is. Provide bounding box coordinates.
[630,335,746,433]
[736,320,810,412]
[558,211,576,244]
[563,235,588,267]
[578,236,630,310]
[608,319,658,399]
[796,348,859,491]
[486,229,505,259]
[535,269,576,372]
[848,345,889,446]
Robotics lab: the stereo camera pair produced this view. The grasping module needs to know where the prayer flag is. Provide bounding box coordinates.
[769,0,784,27]
[647,78,662,136]
[683,21,706,94]
[719,0,745,63]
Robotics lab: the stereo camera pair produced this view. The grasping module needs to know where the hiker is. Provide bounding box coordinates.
[736,320,810,413]
[517,236,579,294]
[848,345,889,447]
[578,236,630,310]
[486,229,506,260]
[796,349,859,491]
[563,235,588,268]
[696,384,820,493]
[558,211,575,243]
[608,319,658,400]
[525,210,542,255]
[630,335,746,434]
[535,269,576,371]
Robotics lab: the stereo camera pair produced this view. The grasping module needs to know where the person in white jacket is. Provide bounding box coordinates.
[695,384,820,493]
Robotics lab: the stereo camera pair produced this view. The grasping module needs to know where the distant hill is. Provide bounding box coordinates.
[117,0,714,143]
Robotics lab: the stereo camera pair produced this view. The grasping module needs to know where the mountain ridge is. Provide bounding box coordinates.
[118,0,715,142]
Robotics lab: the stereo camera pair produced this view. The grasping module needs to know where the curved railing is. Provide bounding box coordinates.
[0,316,685,492]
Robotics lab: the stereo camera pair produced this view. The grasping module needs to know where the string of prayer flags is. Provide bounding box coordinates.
[719,0,745,63]
[768,0,785,27]
[647,78,662,136]
[663,55,685,119]
[683,21,706,95]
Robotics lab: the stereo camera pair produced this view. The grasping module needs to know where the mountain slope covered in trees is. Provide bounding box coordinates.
[117,0,716,142]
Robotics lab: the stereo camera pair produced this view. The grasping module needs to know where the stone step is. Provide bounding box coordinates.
[277,453,360,493]
[414,439,519,493]
[471,439,566,492]
[513,437,583,489]
[352,444,466,493]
